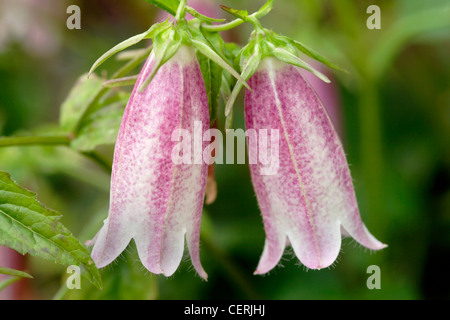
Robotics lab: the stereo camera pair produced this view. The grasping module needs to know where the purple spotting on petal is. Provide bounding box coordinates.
[91,45,210,279]
[245,57,386,274]
[302,61,343,137]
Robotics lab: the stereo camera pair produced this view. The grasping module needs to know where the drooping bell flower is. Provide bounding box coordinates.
[91,44,210,279]
[221,6,386,273]
[245,58,386,273]
[88,1,248,278]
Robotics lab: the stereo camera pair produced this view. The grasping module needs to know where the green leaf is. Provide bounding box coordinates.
[71,99,127,152]
[143,0,180,16]
[198,53,222,126]
[60,74,104,133]
[0,266,33,279]
[0,171,102,289]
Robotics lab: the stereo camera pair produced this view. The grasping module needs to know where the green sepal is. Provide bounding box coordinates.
[103,75,138,88]
[88,21,170,77]
[190,36,250,91]
[270,46,330,83]
[225,46,261,117]
[288,38,345,72]
[138,29,182,93]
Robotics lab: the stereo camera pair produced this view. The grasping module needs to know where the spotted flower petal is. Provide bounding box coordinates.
[91,45,209,279]
[245,57,386,274]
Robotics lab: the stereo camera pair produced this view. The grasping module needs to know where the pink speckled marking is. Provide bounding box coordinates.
[91,45,209,279]
[245,58,386,274]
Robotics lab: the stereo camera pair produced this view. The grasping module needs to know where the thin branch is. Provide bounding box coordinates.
[0,135,72,148]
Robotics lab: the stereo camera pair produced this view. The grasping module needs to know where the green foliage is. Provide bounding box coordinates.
[0,171,102,289]
[64,242,158,300]
[0,0,449,300]
[71,95,128,152]
[59,74,103,133]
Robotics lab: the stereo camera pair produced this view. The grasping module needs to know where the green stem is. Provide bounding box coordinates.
[0,135,71,147]
[0,135,112,174]
[358,82,384,229]
[202,18,245,32]
[174,0,187,21]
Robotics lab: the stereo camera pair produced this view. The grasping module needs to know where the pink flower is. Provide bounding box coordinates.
[91,45,209,279]
[245,58,386,274]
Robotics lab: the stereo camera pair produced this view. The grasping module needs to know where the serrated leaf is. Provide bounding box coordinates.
[0,266,33,279]
[0,171,102,289]
[71,100,127,152]
[143,0,180,16]
[60,74,104,133]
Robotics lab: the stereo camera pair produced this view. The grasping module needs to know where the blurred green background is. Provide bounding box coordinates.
[0,0,449,300]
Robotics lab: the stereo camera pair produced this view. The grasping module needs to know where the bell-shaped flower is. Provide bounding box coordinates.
[245,57,386,274]
[90,44,210,279]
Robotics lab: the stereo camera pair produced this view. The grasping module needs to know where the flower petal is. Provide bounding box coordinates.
[91,45,209,279]
[246,58,385,273]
